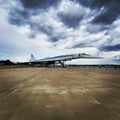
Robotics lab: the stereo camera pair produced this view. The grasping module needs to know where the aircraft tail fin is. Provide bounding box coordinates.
[29,54,36,62]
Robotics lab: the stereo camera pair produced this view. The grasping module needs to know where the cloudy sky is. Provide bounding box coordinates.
[0,0,120,64]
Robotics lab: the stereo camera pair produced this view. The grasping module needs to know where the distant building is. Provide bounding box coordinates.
[0,60,14,65]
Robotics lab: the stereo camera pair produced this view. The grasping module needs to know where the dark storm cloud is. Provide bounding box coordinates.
[19,0,59,9]
[7,0,62,42]
[8,7,65,42]
[100,44,120,52]
[57,1,87,28]
[29,21,67,42]
[8,0,60,26]
[72,38,100,49]
[92,1,120,24]
[8,8,30,25]
[58,12,84,28]
[86,24,109,34]
[5,0,120,50]
[92,0,120,24]
[86,0,110,8]
[71,0,109,8]
[72,43,90,48]
[72,0,120,24]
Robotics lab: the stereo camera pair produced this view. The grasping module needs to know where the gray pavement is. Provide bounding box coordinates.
[0,68,120,120]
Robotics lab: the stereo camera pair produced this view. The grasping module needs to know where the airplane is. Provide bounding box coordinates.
[24,53,102,67]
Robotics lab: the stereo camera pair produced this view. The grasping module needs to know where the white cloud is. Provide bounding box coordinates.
[58,0,88,17]
[100,51,120,58]
[0,0,120,64]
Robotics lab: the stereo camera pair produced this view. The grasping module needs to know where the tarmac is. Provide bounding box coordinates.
[0,67,120,120]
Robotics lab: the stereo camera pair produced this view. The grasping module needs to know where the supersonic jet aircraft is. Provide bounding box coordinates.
[26,53,101,67]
